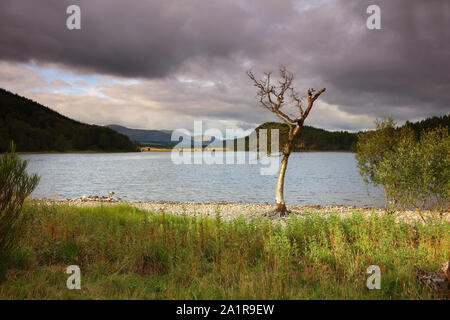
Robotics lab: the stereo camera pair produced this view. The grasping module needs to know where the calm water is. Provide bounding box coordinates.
[20,152,385,207]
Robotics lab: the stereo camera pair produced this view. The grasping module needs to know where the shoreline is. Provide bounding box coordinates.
[32,198,448,224]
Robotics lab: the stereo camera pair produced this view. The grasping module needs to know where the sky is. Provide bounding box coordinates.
[0,0,449,132]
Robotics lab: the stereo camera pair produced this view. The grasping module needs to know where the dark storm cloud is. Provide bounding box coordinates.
[303,0,450,120]
[0,0,449,129]
[0,0,270,78]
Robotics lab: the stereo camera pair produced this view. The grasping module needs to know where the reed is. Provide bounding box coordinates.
[0,201,447,299]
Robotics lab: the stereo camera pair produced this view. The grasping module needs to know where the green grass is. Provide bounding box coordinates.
[0,201,448,299]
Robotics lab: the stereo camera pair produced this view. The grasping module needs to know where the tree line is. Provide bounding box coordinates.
[252,122,357,152]
[0,88,138,152]
[241,114,449,154]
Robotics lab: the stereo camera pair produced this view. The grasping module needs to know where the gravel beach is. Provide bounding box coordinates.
[35,197,449,225]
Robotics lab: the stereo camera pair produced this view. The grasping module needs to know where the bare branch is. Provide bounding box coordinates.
[290,88,304,117]
[248,67,325,126]
[247,66,326,214]
[303,87,326,121]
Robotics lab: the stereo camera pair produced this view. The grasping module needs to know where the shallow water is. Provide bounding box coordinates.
[20,152,385,207]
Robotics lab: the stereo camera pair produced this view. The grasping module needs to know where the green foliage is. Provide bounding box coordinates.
[0,203,447,299]
[355,118,398,188]
[356,118,449,213]
[0,143,40,280]
[0,88,137,152]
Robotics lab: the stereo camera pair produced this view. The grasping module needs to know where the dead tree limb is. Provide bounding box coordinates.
[248,66,326,214]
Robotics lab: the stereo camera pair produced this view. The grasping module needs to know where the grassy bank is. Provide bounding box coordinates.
[0,202,448,299]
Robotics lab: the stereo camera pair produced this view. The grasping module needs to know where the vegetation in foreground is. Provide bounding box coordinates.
[0,143,39,281]
[0,202,448,299]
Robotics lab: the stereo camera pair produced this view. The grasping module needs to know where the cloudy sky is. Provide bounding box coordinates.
[0,0,449,132]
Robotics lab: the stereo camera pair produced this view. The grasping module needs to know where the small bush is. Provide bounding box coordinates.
[0,142,39,280]
[356,118,449,214]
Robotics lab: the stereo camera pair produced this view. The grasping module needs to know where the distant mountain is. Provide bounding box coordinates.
[107,124,215,148]
[0,88,137,152]
[108,121,357,151]
[111,114,449,152]
[107,124,173,145]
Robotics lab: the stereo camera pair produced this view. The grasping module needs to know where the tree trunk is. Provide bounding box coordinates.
[275,124,300,215]
[275,152,289,214]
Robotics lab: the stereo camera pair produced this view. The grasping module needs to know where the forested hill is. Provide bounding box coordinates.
[240,114,449,152]
[0,88,137,152]
[405,114,449,137]
[242,122,358,152]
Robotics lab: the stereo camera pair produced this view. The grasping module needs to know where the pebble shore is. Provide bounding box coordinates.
[34,196,449,225]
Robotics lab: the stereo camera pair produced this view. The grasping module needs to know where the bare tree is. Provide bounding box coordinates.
[247,66,325,214]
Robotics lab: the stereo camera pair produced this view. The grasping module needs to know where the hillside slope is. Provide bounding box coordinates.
[0,88,137,152]
[237,115,449,152]
[107,124,216,148]
[107,124,173,145]
[233,122,357,152]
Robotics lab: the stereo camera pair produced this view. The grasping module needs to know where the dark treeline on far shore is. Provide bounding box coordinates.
[247,122,358,152]
[237,114,449,152]
[0,88,138,152]
[405,114,450,138]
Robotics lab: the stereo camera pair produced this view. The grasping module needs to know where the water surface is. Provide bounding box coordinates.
[20,152,385,207]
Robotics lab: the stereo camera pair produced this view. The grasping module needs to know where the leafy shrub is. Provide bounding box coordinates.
[355,118,399,210]
[356,118,449,214]
[0,142,39,280]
